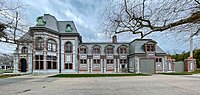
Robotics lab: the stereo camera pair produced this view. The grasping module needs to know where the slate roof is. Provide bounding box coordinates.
[129,39,166,54]
[58,21,78,33]
[35,14,78,33]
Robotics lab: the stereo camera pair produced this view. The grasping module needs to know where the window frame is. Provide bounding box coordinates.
[119,47,127,54]
[65,42,73,53]
[80,48,87,54]
[46,55,57,69]
[145,44,156,52]
[156,58,162,62]
[93,59,100,64]
[35,37,44,50]
[65,63,73,69]
[93,47,100,54]
[106,48,113,54]
[47,39,57,52]
[34,55,44,70]
[106,59,113,64]
[80,59,87,64]
[21,47,28,54]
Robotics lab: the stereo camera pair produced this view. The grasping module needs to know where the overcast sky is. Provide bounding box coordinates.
[0,0,199,54]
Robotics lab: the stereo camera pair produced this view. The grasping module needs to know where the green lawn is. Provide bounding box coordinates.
[190,70,200,74]
[0,74,21,78]
[50,73,150,78]
[158,72,193,75]
[0,69,13,74]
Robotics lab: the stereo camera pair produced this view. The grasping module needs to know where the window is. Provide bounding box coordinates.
[119,47,127,54]
[47,39,56,52]
[80,48,87,54]
[65,64,73,69]
[46,55,57,69]
[106,59,113,64]
[65,42,72,53]
[120,59,127,64]
[35,61,39,69]
[93,48,100,54]
[34,55,44,70]
[146,44,155,52]
[66,24,73,32]
[80,59,87,64]
[106,48,113,54]
[36,16,46,26]
[35,37,44,50]
[93,59,100,64]
[66,54,72,62]
[156,58,162,62]
[21,47,28,54]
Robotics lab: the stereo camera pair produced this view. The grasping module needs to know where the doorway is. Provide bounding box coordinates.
[20,58,27,72]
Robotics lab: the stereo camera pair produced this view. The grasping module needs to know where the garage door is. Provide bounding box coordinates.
[139,58,155,73]
[174,62,184,73]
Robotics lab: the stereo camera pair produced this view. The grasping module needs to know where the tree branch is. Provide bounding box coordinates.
[194,0,200,4]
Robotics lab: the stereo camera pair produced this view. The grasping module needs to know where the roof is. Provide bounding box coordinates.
[129,39,166,54]
[81,42,129,44]
[17,31,33,43]
[34,14,78,33]
[57,21,78,33]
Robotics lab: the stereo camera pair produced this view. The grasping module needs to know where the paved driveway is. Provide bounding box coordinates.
[0,74,200,95]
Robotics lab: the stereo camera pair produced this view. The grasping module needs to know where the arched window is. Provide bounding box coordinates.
[21,47,28,54]
[79,45,87,54]
[65,42,72,53]
[92,45,100,54]
[118,46,127,54]
[35,37,44,50]
[105,45,114,54]
[47,39,57,52]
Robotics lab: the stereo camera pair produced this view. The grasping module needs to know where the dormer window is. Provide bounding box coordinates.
[36,16,46,26]
[145,44,155,52]
[66,24,73,32]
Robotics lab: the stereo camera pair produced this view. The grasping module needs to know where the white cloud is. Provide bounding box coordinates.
[1,0,199,54]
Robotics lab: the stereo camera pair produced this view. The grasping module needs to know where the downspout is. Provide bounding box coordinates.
[59,34,61,73]
[31,31,34,74]
[32,44,33,74]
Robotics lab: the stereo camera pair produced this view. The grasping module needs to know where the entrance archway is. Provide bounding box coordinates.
[20,58,27,72]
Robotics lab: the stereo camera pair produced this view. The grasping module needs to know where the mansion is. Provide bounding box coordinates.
[13,14,170,74]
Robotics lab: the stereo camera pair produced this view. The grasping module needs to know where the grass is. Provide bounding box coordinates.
[158,72,193,75]
[0,74,22,78]
[50,73,150,78]
[190,70,200,74]
[0,69,13,74]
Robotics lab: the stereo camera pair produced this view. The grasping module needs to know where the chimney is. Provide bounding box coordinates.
[112,35,117,43]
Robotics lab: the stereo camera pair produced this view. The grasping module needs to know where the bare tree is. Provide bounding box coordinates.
[0,53,13,65]
[0,0,28,44]
[103,0,200,38]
